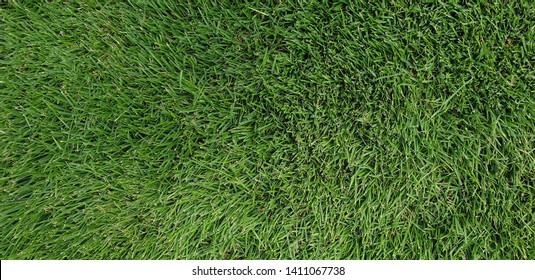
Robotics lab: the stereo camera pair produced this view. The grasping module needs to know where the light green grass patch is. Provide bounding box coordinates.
[1,0,534,259]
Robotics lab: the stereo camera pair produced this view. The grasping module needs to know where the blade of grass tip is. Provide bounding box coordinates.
[430,77,474,120]
[248,7,270,17]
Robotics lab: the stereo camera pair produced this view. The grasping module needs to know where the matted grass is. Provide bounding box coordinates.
[1,0,534,259]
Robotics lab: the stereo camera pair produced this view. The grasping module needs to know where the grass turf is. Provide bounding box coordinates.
[1,0,534,259]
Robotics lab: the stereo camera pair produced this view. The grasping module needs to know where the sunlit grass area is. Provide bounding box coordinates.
[1,0,534,259]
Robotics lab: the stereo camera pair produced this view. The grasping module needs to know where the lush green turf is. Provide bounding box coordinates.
[1,0,534,259]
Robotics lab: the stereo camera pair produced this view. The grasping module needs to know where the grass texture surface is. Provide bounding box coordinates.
[1,0,534,259]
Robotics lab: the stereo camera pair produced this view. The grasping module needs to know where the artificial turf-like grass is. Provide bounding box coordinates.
[1,0,534,259]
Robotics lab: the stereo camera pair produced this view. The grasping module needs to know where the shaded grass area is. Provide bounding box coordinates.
[1,0,534,259]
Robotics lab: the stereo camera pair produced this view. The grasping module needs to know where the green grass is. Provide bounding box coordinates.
[1,0,534,259]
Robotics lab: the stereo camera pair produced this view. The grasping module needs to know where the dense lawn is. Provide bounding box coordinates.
[1,0,534,259]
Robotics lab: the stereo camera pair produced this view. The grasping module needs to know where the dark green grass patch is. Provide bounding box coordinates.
[1,0,534,259]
